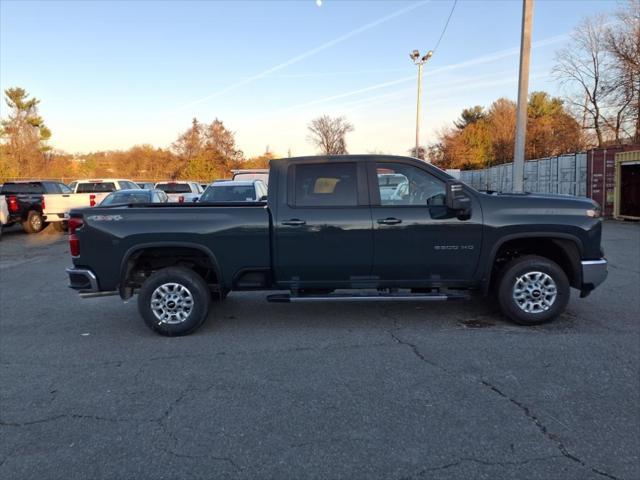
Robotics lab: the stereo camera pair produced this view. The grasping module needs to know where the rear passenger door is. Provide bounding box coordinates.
[273,161,373,288]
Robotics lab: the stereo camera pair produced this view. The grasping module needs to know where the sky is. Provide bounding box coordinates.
[0,0,619,158]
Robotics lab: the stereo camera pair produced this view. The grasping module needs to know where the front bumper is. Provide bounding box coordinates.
[580,259,608,295]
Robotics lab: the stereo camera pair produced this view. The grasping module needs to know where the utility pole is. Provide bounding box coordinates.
[512,0,534,193]
[410,49,433,160]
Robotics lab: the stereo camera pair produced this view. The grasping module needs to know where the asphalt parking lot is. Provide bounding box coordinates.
[0,220,638,480]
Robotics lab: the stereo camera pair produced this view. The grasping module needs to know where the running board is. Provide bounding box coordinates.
[267,292,469,303]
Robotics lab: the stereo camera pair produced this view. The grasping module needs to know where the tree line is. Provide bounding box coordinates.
[1,1,637,178]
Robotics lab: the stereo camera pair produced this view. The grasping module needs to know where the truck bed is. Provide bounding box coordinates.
[71,203,271,291]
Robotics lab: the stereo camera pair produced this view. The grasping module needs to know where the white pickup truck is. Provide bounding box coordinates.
[154,181,203,203]
[43,179,140,226]
[0,195,8,238]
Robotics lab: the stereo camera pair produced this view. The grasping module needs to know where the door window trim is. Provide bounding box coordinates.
[367,160,447,208]
[287,161,369,209]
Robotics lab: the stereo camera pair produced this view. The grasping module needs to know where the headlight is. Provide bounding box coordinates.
[586,208,600,218]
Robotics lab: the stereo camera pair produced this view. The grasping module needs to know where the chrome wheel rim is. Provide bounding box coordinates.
[150,283,194,324]
[31,215,42,230]
[512,271,557,314]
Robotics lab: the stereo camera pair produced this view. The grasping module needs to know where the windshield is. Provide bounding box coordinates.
[156,183,192,194]
[100,191,151,206]
[0,182,44,194]
[77,182,116,193]
[200,184,257,202]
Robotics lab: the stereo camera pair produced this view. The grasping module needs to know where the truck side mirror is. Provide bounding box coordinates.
[445,180,472,218]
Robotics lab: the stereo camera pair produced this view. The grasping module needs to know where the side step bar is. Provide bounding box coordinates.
[267,292,469,303]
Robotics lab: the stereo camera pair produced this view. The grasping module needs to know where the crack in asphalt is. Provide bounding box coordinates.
[0,413,153,427]
[415,454,563,476]
[381,307,623,480]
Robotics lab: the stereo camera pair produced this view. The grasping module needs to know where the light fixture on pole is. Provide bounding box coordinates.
[410,49,433,161]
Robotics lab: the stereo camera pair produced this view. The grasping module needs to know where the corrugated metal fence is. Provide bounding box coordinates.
[460,153,588,196]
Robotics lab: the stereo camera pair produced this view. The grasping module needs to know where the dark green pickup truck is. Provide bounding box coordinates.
[66,155,607,336]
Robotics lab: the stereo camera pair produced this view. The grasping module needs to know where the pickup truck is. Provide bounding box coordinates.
[154,181,203,203]
[66,155,608,336]
[43,178,141,226]
[1,181,74,233]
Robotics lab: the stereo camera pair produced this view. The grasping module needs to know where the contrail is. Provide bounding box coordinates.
[273,33,568,114]
[174,0,430,112]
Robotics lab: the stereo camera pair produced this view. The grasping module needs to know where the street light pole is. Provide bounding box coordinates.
[513,0,534,193]
[410,49,433,161]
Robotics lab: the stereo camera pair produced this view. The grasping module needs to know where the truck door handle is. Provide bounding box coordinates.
[282,219,306,226]
[377,217,402,225]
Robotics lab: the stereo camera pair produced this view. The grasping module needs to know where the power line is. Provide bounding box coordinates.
[432,0,458,52]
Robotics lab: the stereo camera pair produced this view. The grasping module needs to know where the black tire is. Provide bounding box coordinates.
[138,266,211,336]
[23,211,44,234]
[497,255,570,326]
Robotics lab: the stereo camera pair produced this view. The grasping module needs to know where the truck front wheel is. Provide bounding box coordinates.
[138,267,211,336]
[497,255,570,326]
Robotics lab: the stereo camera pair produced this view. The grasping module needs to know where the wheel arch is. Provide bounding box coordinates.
[484,233,583,294]
[119,242,223,299]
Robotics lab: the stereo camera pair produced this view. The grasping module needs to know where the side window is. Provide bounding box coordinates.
[45,182,61,193]
[68,181,77,192]
[292,163,358,207]
[376,163,446,207]
[59,183,72,194]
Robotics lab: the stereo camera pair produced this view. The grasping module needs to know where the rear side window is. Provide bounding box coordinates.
[156,183,192,194]
[201,185,257,202]
[119,181,139,190]
[77,182,116,193]
[292,163,358,207]
[1,182,44,194]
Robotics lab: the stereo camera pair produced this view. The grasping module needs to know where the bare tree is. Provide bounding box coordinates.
[553,15,611,147]
[605,0,640,143]
[307,115,354,155]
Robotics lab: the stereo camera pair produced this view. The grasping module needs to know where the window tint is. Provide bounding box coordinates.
[201,185,257,202]
[44,182,62,193]
[1,182,44,194]
[100,191,151,206]
[156,183,191,194]
[376,163,445,207]
[77,182,116,193]
[293,163,358,207]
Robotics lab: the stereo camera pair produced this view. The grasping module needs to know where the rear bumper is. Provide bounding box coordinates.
[66,267,98,292]
[580,259,608,295]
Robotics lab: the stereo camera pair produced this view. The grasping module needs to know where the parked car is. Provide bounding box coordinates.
[199,180,267,203]
[154,181,203,203]
[0,181,73,233]
[43,178,140,227]
[137,182,156,190]
[231,169,269,185]
[99,189,168,206]
[0,195,9,239]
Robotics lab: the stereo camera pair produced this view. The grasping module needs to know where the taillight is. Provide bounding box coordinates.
[69,234,80,257]
[8,196,18,212]
[178,195,185,203]
[41,196,46,210]
[90,194,96,207]
[68,217,84,234]
[68,216,83,257]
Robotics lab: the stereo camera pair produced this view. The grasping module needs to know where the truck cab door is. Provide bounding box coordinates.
[368,160,483,285]
[273,161,373,289]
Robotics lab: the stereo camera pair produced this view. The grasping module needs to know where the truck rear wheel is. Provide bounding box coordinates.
[138,267,211,336]
[497,255,569,326]
[23,211,44,234]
